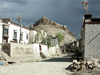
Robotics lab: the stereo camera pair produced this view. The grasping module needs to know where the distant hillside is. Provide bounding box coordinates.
[33,16,76,45]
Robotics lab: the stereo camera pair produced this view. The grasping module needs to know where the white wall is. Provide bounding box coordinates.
[0,21,3,43]
[0,21,29,44]
[49,44,61,56]
[29,30,33,43]
[33,43,41,59]
[41,44,49,57]
[84,24,100,61]
[29,30,37,43]
[8,24,20,43]
[1,42,62,61]
[33,43,61,58]
[85,19,91,22]
[33,43,48,59]
[9,43,33,61]
[0,44,2,57]
[4,22,29,44]
[0,21,10,43]
[21,27,29,44]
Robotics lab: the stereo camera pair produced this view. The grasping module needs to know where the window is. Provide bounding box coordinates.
[3,25,8,36]
[20,34,23,40]
[4,29,8,35]
[26,34,28,40]
[14,30,17,39]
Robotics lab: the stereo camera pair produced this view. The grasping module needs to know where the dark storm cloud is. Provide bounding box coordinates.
[89,0,100,5]
[0,0,100,37]
[50,0,63,7]
[0,0,28,4]
[88,0,100,17]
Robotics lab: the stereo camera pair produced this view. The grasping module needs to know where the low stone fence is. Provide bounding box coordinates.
[1,43,34,61]
[0,44,2,58]
[10,43,34,60]
[1,43,62,61]
[1,43,10,56]
[49,45,61,56]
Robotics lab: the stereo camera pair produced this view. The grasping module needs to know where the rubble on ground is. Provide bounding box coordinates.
[66,59,100,73]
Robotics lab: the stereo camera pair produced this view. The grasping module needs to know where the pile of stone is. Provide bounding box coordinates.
[66,59,100,72]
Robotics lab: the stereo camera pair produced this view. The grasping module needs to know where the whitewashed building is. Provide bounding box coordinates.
[0,18,47,44]
[0,18,29,44]
[29,24,47,44]
[80,14,100,61]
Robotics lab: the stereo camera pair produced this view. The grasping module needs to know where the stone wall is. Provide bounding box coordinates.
[84,24,100,61]
[41,44,49,57]
[10,43,33,60]
[0,44,2,57]
[49,44,61,56]
[33,43,41,59]
[1,43,62,61]
[49,47,57,56]
[2,43,10,56]
[0,23,3,43]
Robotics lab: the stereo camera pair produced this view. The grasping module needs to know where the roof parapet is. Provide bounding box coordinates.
[84,14,92,19]
[0,18,11,22]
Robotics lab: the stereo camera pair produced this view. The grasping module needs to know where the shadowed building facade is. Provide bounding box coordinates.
[80,14,100,61]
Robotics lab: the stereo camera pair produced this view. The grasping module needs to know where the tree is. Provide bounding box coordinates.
[47,36,52,48]
[57,33,64,43]
[35,33,39,42]
[41,37,47,44]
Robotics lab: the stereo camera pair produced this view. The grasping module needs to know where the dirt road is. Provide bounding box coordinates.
[0,54,73,75]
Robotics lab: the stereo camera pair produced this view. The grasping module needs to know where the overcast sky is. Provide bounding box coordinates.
[0,0,100,37]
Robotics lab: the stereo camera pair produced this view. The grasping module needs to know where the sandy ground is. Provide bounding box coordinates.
[69,69,100,75]
[0,54,73,75]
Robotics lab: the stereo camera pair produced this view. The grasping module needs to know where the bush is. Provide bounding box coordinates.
[57,33,64,43]
[47,36,52,48]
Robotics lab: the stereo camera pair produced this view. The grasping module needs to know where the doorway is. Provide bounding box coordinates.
[3,37,8,43]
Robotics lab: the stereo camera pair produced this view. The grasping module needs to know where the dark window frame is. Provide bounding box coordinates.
[20,34,23,40]
[3,26,8,36]
[26,35,28,40]
[14,30,17,39]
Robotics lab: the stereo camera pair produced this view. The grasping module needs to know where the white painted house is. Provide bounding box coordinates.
[0,18,29,44]
[0,18,47,44]
[80,14,100,61]
[29,24,47,44]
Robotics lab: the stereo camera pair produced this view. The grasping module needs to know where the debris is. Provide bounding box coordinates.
[73,60,77,64]
[66,59,100,72]
[98,63,100,69]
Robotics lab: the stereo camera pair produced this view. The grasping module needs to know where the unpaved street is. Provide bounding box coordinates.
[0,54,73,75]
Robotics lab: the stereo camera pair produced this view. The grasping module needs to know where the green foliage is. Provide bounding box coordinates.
[57,33,64,42]
[41,36,52,48]
[41,37,47,44]
[47,36,52,48]
[35,33,39,42]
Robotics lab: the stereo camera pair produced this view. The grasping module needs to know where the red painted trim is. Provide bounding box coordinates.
[85,18,91,20]
[85,22,100,24]
[30,29,36,31]
[0,21,29,30]
[11,23,29,30]
[0,21,10,26]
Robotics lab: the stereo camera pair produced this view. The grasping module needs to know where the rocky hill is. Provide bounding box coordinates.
[33,16,76,45]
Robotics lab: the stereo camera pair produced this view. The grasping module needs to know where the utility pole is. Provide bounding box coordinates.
[16,15,22,43]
